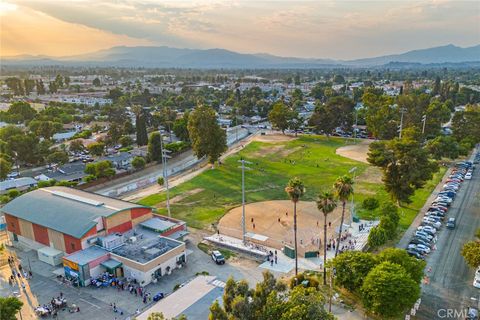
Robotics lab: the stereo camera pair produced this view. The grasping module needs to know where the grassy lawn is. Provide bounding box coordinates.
[138,135,445,232]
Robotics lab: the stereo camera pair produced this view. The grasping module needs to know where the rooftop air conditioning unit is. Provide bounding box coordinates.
[129,236,137,243]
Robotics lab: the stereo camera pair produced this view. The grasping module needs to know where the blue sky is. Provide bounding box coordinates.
[1,0,479,59]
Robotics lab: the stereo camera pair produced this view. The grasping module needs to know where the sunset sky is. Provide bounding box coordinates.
[1,0,479,59]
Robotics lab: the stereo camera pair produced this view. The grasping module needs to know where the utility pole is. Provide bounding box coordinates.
[353,108,358,144]
[398,107,407,139]
[421,114,427,135]
[238,159,251,243]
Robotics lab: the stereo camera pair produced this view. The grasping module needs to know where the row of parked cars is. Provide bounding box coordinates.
[406,160,475,259]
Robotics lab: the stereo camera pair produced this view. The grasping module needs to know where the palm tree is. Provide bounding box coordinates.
[333,175,354,257]
[285,177,305,276]
[316,190,337,285]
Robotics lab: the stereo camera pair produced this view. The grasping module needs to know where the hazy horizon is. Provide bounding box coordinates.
[1,0,479,60]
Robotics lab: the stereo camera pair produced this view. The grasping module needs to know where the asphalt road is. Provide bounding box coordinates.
[416,158,480,319]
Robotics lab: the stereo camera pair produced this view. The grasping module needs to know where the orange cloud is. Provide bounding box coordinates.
[0,3,152,57]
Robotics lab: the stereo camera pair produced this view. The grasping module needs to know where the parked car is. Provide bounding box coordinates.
[406,249,424,259]
[211,250,225,265]
[473,276,480,289]
[467,307,479,320]
[465,172,473,180]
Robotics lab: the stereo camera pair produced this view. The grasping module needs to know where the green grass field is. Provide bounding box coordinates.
[138,135,445,231]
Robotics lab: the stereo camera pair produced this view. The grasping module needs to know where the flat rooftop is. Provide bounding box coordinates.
[111,228,183,264]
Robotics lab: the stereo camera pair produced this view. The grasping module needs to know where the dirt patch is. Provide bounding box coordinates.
[157,188,203,207]
[336,140,373,163]
[254,134,296,143]
[250,144,301,158]
[218,200,352,255]
[357,166,383,184]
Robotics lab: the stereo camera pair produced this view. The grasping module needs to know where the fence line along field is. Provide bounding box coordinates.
[138,134,445,232]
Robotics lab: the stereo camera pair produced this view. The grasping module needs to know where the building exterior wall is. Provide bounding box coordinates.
[48,229,66,252]
[161,225,186,237]
[131,208,152,220]
[111,243,185,274]
[106,210,131,233]
[5,214,21,235]
[63,234,82,254]
[18,219,34,240]
[107,221,132,234]
[132,215,151,226]
[32,223,50,246]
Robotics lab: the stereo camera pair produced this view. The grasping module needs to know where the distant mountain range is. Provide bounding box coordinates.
[2,44,480,69]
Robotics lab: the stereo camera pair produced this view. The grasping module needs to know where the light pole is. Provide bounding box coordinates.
[349,166,357,224]
[159,128,172,217]
[421,114,427,135]
[238,159,251,243]
[398,107,407,139]
[353,107,358,144]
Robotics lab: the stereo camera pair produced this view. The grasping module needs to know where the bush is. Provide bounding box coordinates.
[72,129,92,139]
[83,174,97,183]
[289,272,319,290]
[362,197,379,210]
[131,156,146,170]
[7,189,20,199]
[157,177,164,186]
[165,141,189,154]
[38,180,56,188]
[173,283,181,291]
[0,195,11,204]
[367,226,388,248]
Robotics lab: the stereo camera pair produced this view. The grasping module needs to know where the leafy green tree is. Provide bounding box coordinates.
[157,177,164,186]
[187,105,227,165]
[148,132,163,162]
[376,248,426,283]
[87,142,105,156]
[107,123,123,145]
[46,151,69,165]
[0,157,12,180]
[461,241,480,268]
[333,175,354,257]
[367,226,388,248]
[426,135,461,160]
[0,296,23,320]
[268,101,291,134]
[309,97,354,136]
[173,112,190,142]
[7,101,37,122]
[209,300,228,320]
[28,120,63,139]
[452,106,480,145]
[285,177,305,275]
[23,79,35,95]
[36,80,46,95]
[133,105,148,146]
[94,160,115,178]
[332,251,377,292]
[5,77,25,95]
[92,77,101,86]
[361,262,420,318]
[362,197,379,210]
[367,138,438,205]
[69,139,85,153]
[362,92,397,139]
[316,190,337,285]
[119,136,133,148]
[131,156,146,170]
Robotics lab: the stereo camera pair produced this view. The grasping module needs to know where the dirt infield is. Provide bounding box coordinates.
[335,139,373,163]
[218,200,351,255]
[253,133,296,143]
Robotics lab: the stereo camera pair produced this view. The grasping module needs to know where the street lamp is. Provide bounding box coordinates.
[349,166,357,224]
[238,159,252,243]
[159,127,172,217]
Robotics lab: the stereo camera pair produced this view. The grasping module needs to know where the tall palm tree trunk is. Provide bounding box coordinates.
[335,201,346,257]
[294,201,298,276]
[323,213,327,285]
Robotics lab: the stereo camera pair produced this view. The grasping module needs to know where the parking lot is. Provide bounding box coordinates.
[0,231,266,320]
[413,151,480,319]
